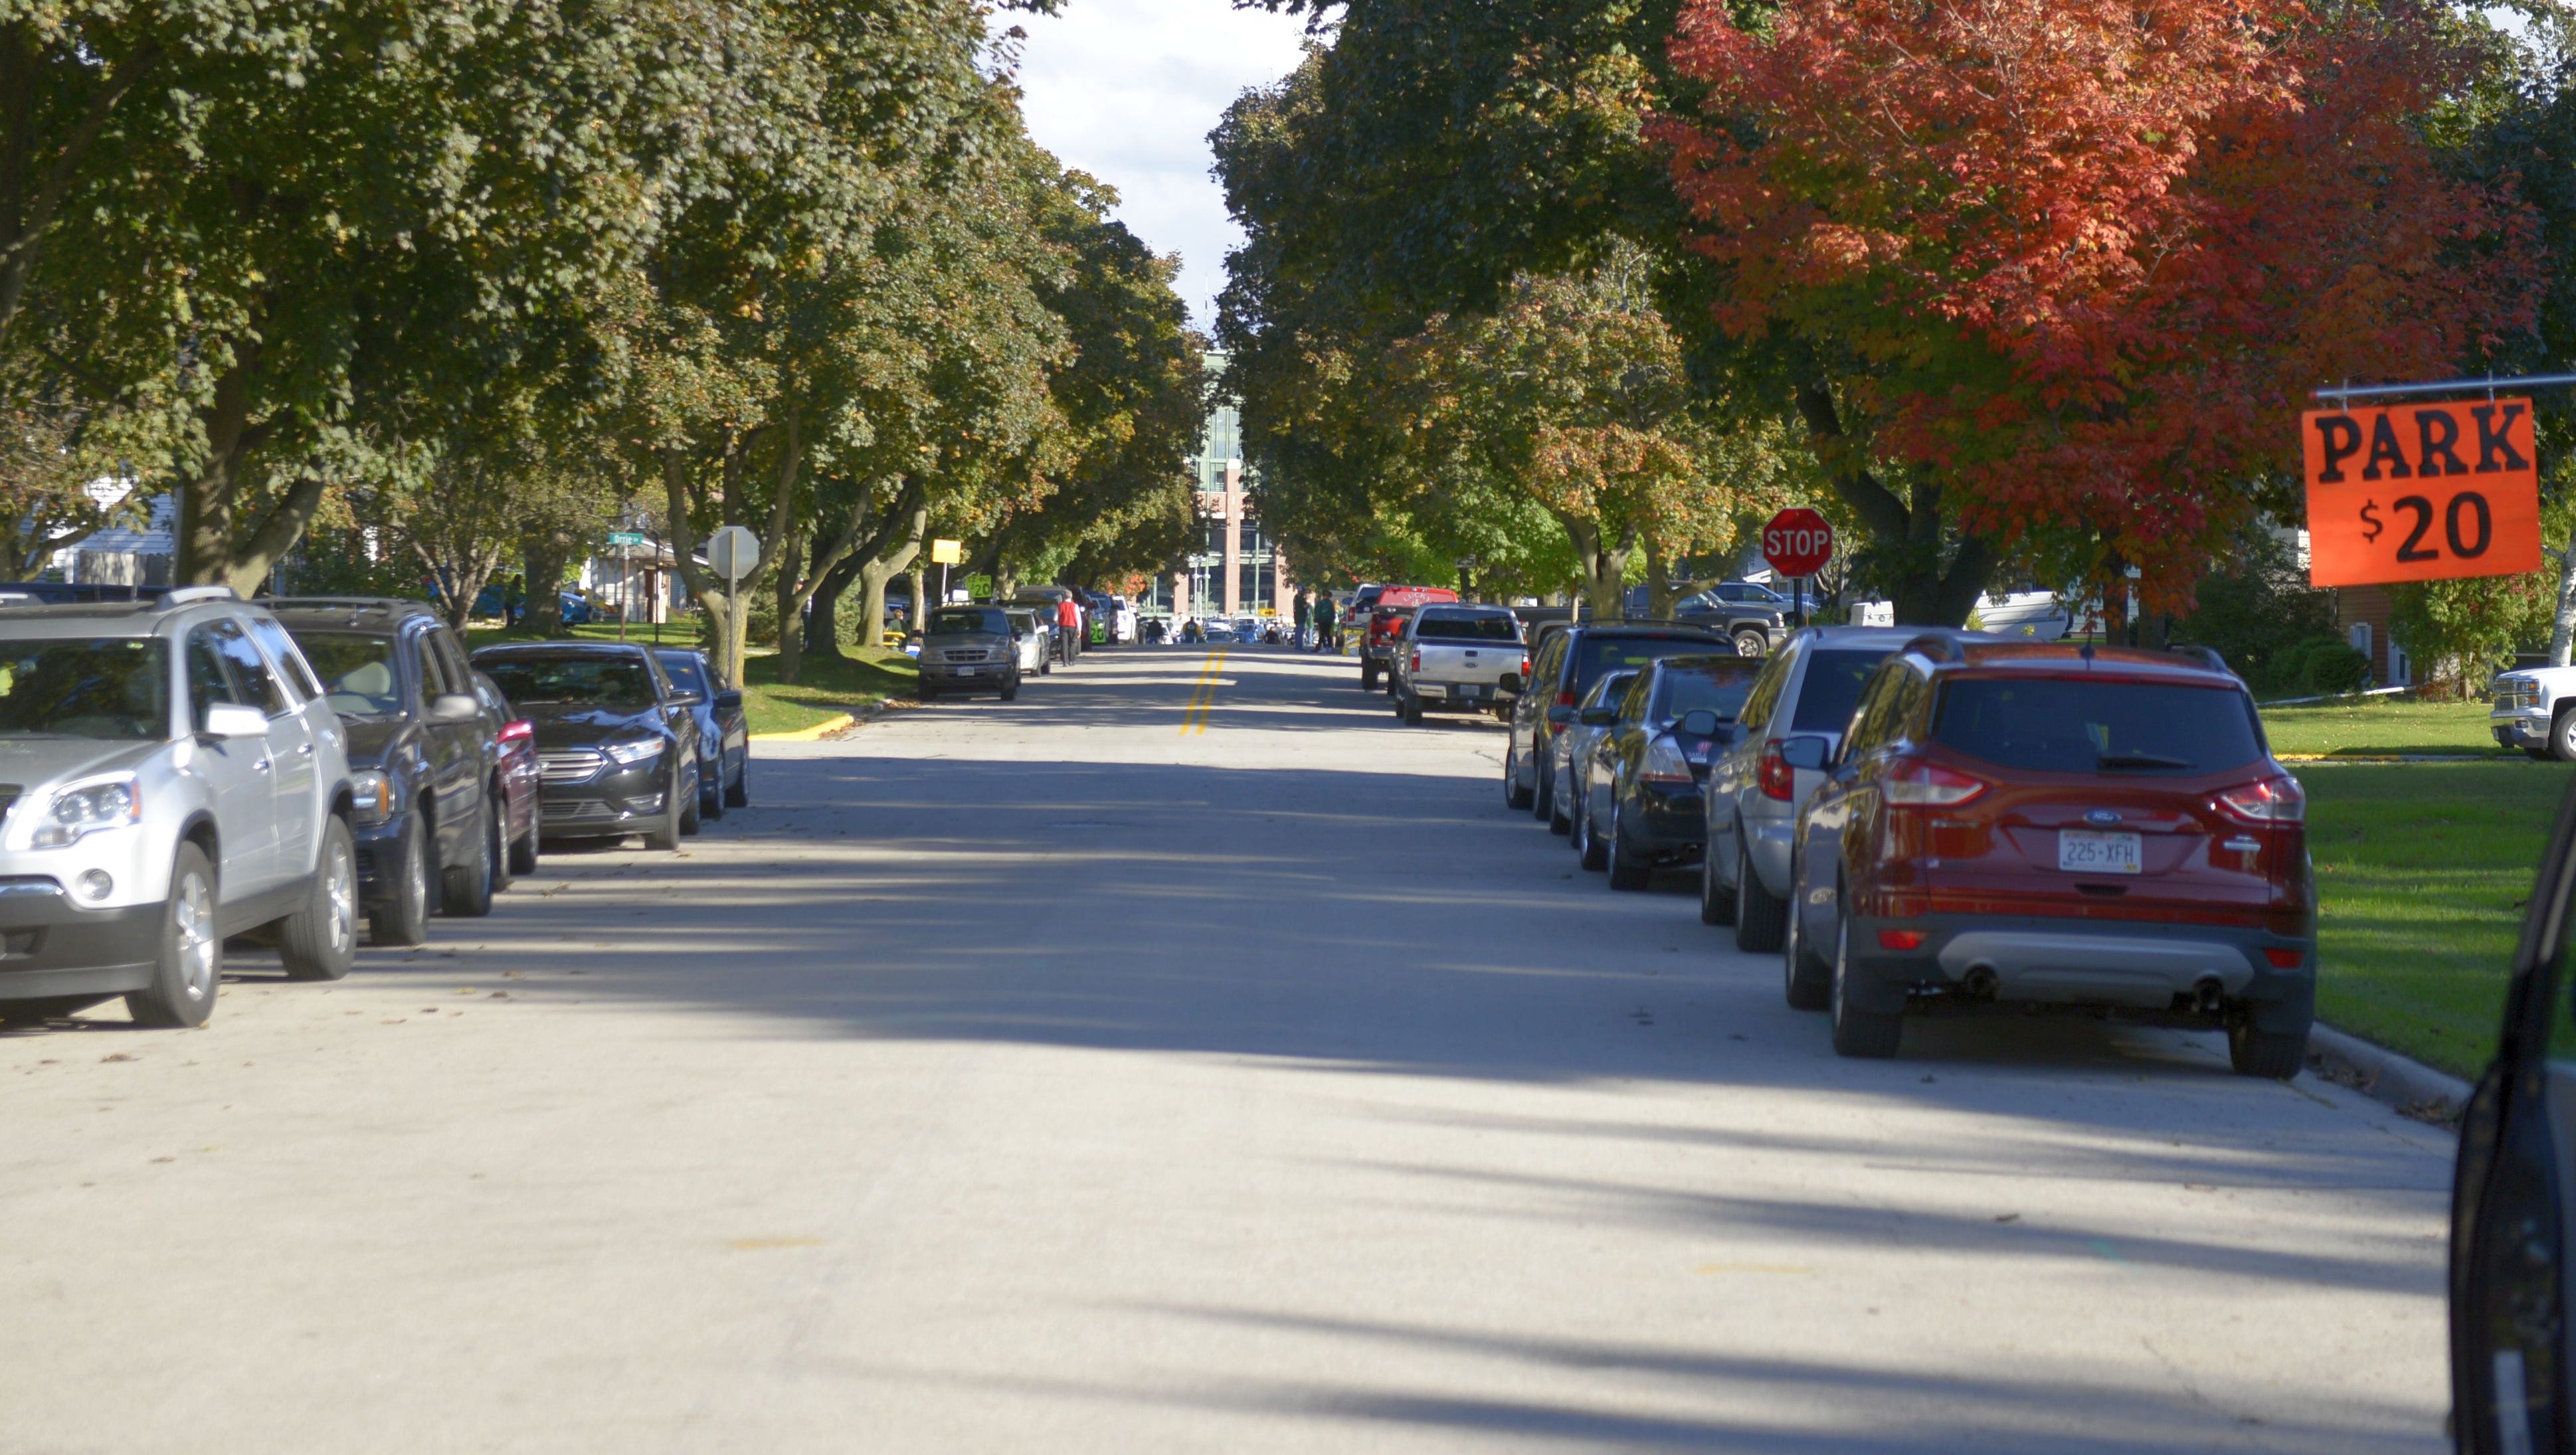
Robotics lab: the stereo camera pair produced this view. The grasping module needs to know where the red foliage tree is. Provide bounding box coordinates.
[1658,0,2539,610]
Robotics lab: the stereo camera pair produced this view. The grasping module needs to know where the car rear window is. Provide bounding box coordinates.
[1415,611,1518,642]
[1652,659,1764,721]
[1789,648,1889,733]
[1932,676,2263,774]
[1572,635,1722,696]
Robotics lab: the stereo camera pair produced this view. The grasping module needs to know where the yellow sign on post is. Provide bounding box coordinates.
[929,539,962,564]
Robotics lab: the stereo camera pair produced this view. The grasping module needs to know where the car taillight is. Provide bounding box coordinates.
[2262,947,2305,969]
[1643,734,1694,784]
[1877,929,1928,951]
[1410,649,1422,673]
[1556,689,1576,709]
[2217,775,2304,825]
[1883,759,1987,806]
[499,720,533,744]
[1760,740,1795,801]
[1520,653,1531,678]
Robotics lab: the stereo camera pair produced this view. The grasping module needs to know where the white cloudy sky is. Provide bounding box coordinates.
[1012,0,1313,333]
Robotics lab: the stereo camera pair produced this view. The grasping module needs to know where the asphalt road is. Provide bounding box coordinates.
[0,643,2458,1454]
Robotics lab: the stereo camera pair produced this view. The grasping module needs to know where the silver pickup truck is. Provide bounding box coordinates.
[1391,605,1526,725]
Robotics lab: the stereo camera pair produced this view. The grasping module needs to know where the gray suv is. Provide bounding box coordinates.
[0,587,359,1028]
[1700,626,1989,951]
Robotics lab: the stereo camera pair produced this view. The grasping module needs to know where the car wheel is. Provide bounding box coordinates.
[442,793,496,916]
[2227,1014,2308,1079]
[645,766,684,851]
[507,804,539,877]
[1781,862,1831,1010]
[1734,628,1768,657]
[1606,797,1650,890]
[1360,662,1378,691]
[1577,792,1609,872]
[1700,841,1735,926]
[2553,707,2576,763]
[725,764,748,809]
[128,843,221,1028]
[1401,693,1424,726]
[1000,677,1020,701]
[1532,755,1555,823]
[678,766,702,837]
[1734,835,1787,952]
[918,683,938,701]
[488,789,516,893]
[1829,912,1903,1058]
[699,760,725,823]
[280,817,360,980]
[1503,746,1534,810]
[370,815,432,947]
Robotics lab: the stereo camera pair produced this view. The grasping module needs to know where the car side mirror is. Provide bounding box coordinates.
[1779,734,1831,771]
[1499,673,1521,693]
[201,702,268,740]
[1546,705,1575,727]
[1677,709,1720,737]
[428,693,481,723]
[714,689,743,712]
[1579,705,1617,726]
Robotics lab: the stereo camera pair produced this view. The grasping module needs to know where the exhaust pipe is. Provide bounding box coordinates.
[2192,978,2225,1015]
[1961,966,1999,1001]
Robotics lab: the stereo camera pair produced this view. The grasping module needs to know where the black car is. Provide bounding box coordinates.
[1575,653,1760,890]
[470,642,701,850]
[1503,622,1732,831]
[268,597,514,946]
[654,647,749,819]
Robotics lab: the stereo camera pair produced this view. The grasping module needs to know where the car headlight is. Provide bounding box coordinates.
[349,770,397,825]
[33,773,141,848]
[604,738,665,766]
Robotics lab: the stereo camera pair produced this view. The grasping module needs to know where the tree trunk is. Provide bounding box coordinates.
[2549,530,2576,667]
[523,536,571,636]
[1792,382,1993,626]
[804,553,866,661]
[1643,536,1676,620]
[906,560,927,638]
[775,529,806,684]
[859,501,929,648]
[1561,516,1634,622]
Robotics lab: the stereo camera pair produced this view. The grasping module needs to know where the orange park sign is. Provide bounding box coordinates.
[2302,398,2542,586]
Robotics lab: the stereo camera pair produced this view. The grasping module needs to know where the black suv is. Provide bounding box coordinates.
[470,642,702,851]
[1503,621,1732,831]
[267,597,513,946]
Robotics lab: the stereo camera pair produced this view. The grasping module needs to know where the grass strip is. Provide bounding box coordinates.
[2262,696,2505,758]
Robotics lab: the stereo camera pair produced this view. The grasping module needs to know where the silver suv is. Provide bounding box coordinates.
[1700,626,1989,953]
[0,587,358,1029]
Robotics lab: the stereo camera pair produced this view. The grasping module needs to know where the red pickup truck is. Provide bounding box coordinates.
[1356,586,1460,690]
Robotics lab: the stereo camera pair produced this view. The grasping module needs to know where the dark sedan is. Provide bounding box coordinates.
[654,647,749,819]
[471,643,701,851]
[1578,653,1759,890]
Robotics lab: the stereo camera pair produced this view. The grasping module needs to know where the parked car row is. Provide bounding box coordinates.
[0,590,752,1031]
[1502,624,2319,1077]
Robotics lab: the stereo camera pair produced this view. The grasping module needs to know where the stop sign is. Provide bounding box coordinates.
[1762,507,1835,578]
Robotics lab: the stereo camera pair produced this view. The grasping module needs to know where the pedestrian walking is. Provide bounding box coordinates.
[1056,595,1079,665]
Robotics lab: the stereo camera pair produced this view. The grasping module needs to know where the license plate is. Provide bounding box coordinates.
[1456,685,1483,701]
[2057,829,2142,875]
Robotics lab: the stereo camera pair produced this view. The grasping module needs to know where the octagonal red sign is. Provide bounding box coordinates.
[1762,508,1835,578]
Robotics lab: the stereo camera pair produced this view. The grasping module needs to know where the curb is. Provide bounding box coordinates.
[749,711,854,743]
[2307,1021,2475,1123]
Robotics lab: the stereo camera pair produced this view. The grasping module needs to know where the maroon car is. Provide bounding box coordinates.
[472,671,541,880]
[1781,639,2312,1074]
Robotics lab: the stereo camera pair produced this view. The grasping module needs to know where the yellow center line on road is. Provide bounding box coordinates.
[1179,647,1228,735]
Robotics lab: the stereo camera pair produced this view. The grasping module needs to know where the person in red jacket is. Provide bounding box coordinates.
[1056,596,1080,664]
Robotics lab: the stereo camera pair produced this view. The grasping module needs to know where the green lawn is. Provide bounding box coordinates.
[2300,761,2568,1078]
[2261,695,2505,758]
[462,621,914,736]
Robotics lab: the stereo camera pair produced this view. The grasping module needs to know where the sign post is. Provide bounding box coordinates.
[1762,507,1836,628]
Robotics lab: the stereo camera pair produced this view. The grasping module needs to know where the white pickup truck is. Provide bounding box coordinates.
[1391,604,1526,725]
[2491,665,2576,759]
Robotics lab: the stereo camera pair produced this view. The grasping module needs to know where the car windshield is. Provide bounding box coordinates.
[0,636,168,739]
[1790,647,1892,734]
[294,632,405,718]
[656,653,709,696]
[482,657,656,711]
[1415,612,1518,642]
[931,608,1009,636]
[1653,661,1763,721]
[1932,676,2264,774]
[1572,636,1718,697]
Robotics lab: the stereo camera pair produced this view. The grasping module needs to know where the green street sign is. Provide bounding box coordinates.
[965,574,993,598]
[607,531,647,547]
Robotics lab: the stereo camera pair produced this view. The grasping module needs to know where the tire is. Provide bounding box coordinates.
[644,767,684,851]
[2553,706,2576,762]
[442,794,496,916]
[724,764,748,809]
[1532,755,1555,823]
[1829,912,1903,1058]
[2228,1016,2308,1079]
[1781,861,1831,1010]
[1606,797,1651,890]
[488,790,517,893]
[1400,693,1424,726]
[1000,677,1019,701]
[1504,747,1534,810]
[128,844,220,1028]
[1576,791,1609,871]
[698,760,725,823]
[370,815,432,948]
[677,766,701,837]
[507,805,539,877]
[918,684,937,701]
[280,817,360,980]
[1734,628,1768,658]
[1734,835,1788,952]
[1700,845,1735,926]
[1360,662,1379,691]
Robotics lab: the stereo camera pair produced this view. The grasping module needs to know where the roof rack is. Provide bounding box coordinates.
[1900,633,1964,662]
[158,585,238,608]
[2166,643,2236,677]
[260,596,408,613]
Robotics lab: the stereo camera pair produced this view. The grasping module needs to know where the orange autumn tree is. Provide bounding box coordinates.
[1657,0,2538,618]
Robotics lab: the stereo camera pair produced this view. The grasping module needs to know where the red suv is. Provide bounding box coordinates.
[1780,638,2312,1076]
